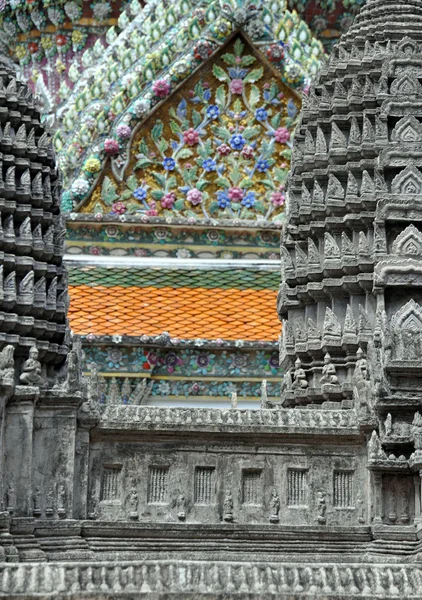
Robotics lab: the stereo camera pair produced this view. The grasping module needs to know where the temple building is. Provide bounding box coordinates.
[2,0,422,598]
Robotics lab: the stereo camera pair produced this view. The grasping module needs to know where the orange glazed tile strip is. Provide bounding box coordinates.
[68,285,279,341]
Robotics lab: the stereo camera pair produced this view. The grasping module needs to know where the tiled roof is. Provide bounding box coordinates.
[68,267,279,340]
[67,267,280,290]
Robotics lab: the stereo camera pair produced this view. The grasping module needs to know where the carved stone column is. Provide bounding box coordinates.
[413,474,421,525]
[3,387,38,516]
[372,472,383,524]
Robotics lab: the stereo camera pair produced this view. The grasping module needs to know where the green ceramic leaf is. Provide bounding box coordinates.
[135,158,155,170]
[212,64,230,82]
[243,67,264,83]
[151,190,164,200]
[215,84,226,107]
[196,179,209,191]
[101,176,119,205]
[241,55,256,67]
[248,84,260,107]
[176,148,194,159]
[121,189,133,200]
[212,126,230,141]
[192,110,202,128]
[242,126,261,140]
[234,38,244,57]
[169,120,182,135]
[174,198,186,211]
[151,121,163,143]
[254,201,266,213]
[126,175,138,191]
[152,172,166,187]
[166,176,177,190]
[271,112,282,129]
[221,53,237,66]
[215,176,231,188]
[157,139,169,154]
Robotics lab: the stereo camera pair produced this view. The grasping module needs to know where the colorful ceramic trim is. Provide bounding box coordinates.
[65,219,281,259]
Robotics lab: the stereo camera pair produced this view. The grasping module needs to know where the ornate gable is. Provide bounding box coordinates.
[80,34,300,221]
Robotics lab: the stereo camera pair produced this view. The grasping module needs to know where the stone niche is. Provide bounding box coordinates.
[87,439,367,527]
[385,290,422,363]
[382,475,415,525]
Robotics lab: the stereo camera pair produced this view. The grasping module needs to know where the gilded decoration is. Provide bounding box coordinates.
[82,35,301,221]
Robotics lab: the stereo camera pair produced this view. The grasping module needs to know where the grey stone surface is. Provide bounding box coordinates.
[4,0,422,596]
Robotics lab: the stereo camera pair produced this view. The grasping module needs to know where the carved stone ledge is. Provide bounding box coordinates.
[98,406,359,434]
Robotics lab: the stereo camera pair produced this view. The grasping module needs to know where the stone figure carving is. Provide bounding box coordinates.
[319,353,338,385]
[6,483,15,512]
[317,492,326,524]
[45,484,54,517]
[129,483,138,520]
[223,490,233,522]
[33,487,41,517]
[353,347,372,416]
[292,359,308,390]
[368,431,387,462]
[177,494,186,521]
[57,483,66,517]
[280,370,292,395]
[19,346,43,387]
[0,345,14,388]
[270,489,280,523]
[230,391,238,409]
[385,413,393,437]
[66,338,82,393]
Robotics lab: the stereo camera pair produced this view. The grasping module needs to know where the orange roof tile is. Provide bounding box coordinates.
[68,285,279,341]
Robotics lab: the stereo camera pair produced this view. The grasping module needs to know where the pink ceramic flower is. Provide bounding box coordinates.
[104,138,120,154]
[187,188,203,205]
[91,247,101,255]
[152,79,171,98]
[228,187,244,202]
[217,143,231,156]
[112,201,126,214]
[274,127,290,144]
[183,128,199,146]
[161,192,176,209]
[146,209,158,216]
[229,79,243,95]
[116,124,131,139]
[271,191,286,206]
[241,145,254,159]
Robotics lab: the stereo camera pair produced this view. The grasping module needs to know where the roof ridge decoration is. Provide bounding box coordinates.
[54,0,325,222]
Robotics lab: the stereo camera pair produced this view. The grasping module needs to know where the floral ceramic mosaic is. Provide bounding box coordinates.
[81,35,302,221]
[53,0,326,220]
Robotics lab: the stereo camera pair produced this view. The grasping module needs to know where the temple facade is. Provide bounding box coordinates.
[2,0,422,598]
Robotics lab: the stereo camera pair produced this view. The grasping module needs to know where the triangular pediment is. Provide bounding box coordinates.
[79,33,301,222]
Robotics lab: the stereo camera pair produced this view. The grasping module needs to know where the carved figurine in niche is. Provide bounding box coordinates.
[129,482,138,520]
[270,489,280,523]
[5,483,15,512]
[319,353,339,385]
[260,380,268,409]
[223,490,233,522]
[65,338,82,393]
[412,412,422,449]
[230,391,238,409]
[292,358,308,390]
[390,300,422,361]
[45,484,54,517]
[385,413,393,437]
[33,487,41,517]
[353,348,372,415]
[88,487,97,520]
[177,494,186,521]
[280,370,292,395]
[20,347,43,387]
[57,483,66,517]
[399,486,410,524]
[317,491,326,524]
[0,345,14,388]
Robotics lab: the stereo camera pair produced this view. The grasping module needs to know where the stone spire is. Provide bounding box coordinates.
[0,50,69,385]
[278,0,422,421]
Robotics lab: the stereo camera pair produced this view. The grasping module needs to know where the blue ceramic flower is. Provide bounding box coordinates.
[202,158,217,172]
[206,104,220,119]
[229,134,246,150]
[217,190,230,208]
[163,157,176,170]
[255,107,268,121]
[241,191,256,208]
[133,186,147,200]
[256,159,270,172]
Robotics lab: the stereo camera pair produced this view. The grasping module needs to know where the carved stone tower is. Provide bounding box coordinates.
[279,0,422,533]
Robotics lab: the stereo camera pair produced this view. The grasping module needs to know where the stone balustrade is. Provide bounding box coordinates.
[0,561,419,597]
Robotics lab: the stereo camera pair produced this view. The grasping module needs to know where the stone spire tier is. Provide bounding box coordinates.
[0,54,69,377]
[278,0,422,418]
